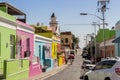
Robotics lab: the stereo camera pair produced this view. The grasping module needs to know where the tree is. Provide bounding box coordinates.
[72,34,80,49]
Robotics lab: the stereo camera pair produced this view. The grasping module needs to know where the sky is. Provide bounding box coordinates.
[1,0,120,48]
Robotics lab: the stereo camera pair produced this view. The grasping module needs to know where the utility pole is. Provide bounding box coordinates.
[97,0,110,58]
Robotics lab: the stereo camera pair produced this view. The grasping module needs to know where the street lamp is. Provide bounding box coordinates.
[80,12,106,59]
[80,13,103,21]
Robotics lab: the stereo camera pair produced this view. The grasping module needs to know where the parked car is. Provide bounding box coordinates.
[84,64,95,72]
[81,60,92,69]
[83,57,120,80]
[80,64,95,79]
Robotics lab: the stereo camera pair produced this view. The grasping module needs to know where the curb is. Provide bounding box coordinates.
[28,65,68,80]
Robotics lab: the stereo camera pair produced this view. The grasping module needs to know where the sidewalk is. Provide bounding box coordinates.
[25,65,68,80]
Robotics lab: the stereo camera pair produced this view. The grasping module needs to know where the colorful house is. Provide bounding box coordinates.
[0,8,29,80]
[60,31,74,64]
[16,20,41,77]
[33,25,54,71]
[96,28,115,58]
[52,34,65,67]
[0,9,16,78]
[52,40,58,67]
[113,20,120,57]
[35,34,53,72]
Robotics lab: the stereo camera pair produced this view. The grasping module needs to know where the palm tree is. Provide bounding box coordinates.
[72,34,80,49]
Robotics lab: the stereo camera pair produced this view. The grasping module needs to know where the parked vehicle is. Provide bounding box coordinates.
[81,50,88,58]
[84,64,95,72]
[80,64,95,79]
[81,60,92,69]
[83,57,120,80]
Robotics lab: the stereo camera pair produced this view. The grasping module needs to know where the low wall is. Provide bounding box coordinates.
[4,58,29,80]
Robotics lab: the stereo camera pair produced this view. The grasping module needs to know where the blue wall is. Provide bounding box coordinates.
[35,41,45,67]
[115,29,120,57]
[35,41,53,72]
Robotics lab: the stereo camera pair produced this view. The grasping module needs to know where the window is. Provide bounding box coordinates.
[10,35,15,45]
[26,38,30,51]
[61,38,64,43]
[24,38,31,57]
[39,45,41,60]
[17,40,22,58]
[94,62,102,70]
[101,60,116,69]
[94,60,116,70]
[65,38,68,43]
[10,34,15,59]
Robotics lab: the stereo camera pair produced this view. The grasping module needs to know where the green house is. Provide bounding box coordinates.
[0,3,29,80]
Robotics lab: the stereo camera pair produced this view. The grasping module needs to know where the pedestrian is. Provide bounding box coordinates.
[68,52,75,64]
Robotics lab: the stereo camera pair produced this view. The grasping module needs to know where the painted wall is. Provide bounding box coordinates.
[0,26,16,76]
[57,43,65,66]
[114,21,120,57]
[44,43,53,71]
[0,11,16,76]
[35,41,44,67]
[16,20,41,77]
[35,35,53,72]
[52,41,58,68]
[4,58,29,80]
[115,29,120,56]
[51,33,61,68]
[52,42,57,59]
[0,10,16,22]
[0,27,16,59]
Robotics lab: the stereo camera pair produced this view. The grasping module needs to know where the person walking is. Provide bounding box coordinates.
[68,52,75,65]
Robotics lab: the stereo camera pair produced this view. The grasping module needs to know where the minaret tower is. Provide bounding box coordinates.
[49,13,58,33]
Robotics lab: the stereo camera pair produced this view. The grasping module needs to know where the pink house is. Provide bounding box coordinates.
[16,20,42,77]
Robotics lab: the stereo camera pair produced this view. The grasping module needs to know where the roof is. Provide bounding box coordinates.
[112,36,120,43]
[115,20,120,26]
[0,2,26,22]
[51,13,55,18]
[0,2,25,15]
[60,31,72,35]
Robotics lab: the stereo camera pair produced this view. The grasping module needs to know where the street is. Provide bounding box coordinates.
[44,52,84,80]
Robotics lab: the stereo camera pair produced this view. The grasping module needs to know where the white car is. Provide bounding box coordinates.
[84,64,95,72]
[84,57,120,80]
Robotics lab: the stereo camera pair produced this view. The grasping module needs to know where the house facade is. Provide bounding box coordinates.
[96,28,115,59]
[0,10,16,75]
[16,20,41,77]
[113,20,120,57]
[0,9,29,80]
[35,34,53,72]
[99,38,115,58]
[60,31,73,63]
